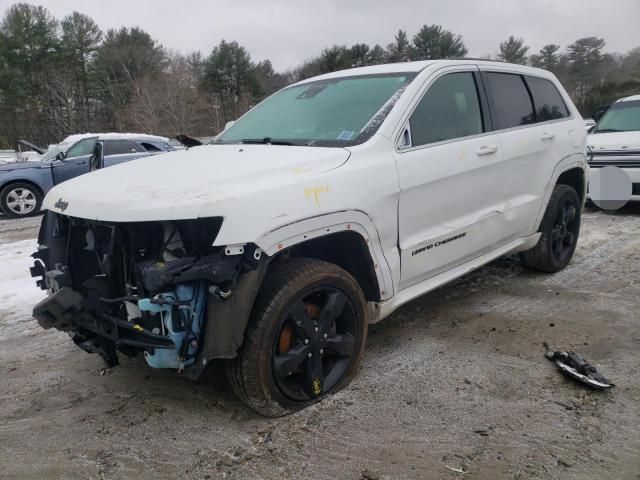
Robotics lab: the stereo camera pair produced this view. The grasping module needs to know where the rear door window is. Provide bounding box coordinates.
[485,72,536,130]
[104,140,145,156]
[525,76,570,121]
[409,72,484,146]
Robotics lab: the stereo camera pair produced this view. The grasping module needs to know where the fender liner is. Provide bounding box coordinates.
[186,259,269,379]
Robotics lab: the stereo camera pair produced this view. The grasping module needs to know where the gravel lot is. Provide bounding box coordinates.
[1,205,639,480]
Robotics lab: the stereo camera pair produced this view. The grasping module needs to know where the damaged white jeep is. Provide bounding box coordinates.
[30,60,587,416]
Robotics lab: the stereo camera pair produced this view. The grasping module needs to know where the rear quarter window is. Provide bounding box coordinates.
[525,76,570,121]
[485,72,536,130]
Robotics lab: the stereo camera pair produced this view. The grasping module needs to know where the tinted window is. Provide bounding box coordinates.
[409,72,483,146]
[141,142,162,152]
[486,73,535,129]
[526,76,569,121]
[66,138,96,158]
[104,140,145,156]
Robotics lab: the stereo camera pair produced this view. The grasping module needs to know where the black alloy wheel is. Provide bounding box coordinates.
[272,286,357,401]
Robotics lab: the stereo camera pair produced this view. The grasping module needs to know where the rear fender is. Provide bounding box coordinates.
[534,153,587,231]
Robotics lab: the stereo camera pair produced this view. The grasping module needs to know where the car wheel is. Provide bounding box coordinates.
[226,258,368,417]
[0,182,42,218]
[520,184,581,273]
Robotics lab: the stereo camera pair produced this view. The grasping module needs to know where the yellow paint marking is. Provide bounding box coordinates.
[312,378,322,395]
[304,185,329,206]
[292,167,310,175]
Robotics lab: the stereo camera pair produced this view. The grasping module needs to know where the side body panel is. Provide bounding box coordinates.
[0,164,53,196]
[392,65,516,289]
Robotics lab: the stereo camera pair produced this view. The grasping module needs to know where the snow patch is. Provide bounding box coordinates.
[0,238,45,326]
[61,132,170,145]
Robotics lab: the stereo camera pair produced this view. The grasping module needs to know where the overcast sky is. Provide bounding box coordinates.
[3,0,639,71]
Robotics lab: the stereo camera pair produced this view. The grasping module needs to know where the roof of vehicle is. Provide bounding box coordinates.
[293,59,554,86]
[61,132,171,145]
[616,94,640,103]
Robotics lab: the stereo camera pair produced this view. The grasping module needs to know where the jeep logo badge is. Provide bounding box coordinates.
[54,198,69,211]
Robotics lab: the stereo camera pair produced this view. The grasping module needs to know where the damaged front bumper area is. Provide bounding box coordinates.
[30,212,267,377]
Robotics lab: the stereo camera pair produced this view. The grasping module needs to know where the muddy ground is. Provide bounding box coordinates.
[1,205,639,480]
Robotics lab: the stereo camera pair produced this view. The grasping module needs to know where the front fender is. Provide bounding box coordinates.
[0,168,52,196]
[254,210,395,300]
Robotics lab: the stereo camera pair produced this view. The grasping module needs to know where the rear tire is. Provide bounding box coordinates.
[226,258,368,417]
[520,184,581,272]
[0,182,42,218]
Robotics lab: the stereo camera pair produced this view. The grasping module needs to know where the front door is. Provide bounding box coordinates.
[52,137,98,185]
[394,68,509,290]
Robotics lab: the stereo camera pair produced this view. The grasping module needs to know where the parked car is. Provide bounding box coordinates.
[0,133,174,218]
[587,94,640,201]
[30,60,587,416]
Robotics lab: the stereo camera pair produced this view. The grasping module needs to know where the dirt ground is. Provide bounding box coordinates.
[1,205,639,480]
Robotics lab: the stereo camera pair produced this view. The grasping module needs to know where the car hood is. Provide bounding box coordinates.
[43,144,350,221]
[588,131,640,152]
[0,159,50,171]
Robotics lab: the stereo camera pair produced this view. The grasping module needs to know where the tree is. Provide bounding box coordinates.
[410,25,468,60]
[123,54,211,136]
[529,44,561,71]
[0,3,59,144]
[567,37,607,107]
[60,11,102,129]
[201,40,259,125]
[386,30,410,62]
[367,44,387,65]
[349,43,370,67]
[498,36,529,64]
[567,37,605,67]
[253,59,288,97]
[93,27,166,128]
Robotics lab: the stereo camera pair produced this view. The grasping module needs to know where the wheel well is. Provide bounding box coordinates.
[0,179,44,198]
[273,231,381,302]
[556,167,586,202]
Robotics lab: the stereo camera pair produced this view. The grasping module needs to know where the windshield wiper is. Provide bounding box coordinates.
[240,137,298,146]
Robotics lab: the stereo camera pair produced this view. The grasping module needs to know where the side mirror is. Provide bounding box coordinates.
[55,151,65,161]
[224,120,235,131]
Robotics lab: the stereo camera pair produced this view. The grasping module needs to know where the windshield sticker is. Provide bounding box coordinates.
[337,130,355,141]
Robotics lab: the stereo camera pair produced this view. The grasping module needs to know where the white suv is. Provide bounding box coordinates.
[31,60,587,416]
[587,94,640,201]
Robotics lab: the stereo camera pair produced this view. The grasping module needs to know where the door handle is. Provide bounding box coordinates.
[540,132,556,141]
[476,145,498,156]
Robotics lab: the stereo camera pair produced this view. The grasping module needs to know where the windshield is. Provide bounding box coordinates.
[594,100,640,133]
[215,73,417,147]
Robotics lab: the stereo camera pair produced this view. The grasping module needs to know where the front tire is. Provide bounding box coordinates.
[226,258,368,417]
[521,184,581,272]
[0,182,42,218]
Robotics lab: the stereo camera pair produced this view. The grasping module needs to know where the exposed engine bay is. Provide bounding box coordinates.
[30,212,267,377]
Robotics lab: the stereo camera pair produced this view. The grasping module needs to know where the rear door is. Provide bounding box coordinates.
[51,137,98,184]
[394,66,510,289]
[482,70,572,234]
[102,140,148,167]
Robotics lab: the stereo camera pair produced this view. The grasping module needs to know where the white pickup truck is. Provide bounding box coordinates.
[30,60,587,416]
